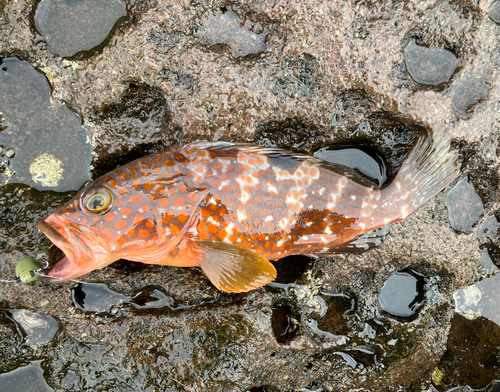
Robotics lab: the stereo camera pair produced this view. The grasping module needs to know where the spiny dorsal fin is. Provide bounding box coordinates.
[192,240,277,293]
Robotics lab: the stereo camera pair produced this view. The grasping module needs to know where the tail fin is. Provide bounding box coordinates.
[380,130,459,222]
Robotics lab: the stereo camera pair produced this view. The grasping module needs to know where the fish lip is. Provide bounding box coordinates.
[36,215,99,282]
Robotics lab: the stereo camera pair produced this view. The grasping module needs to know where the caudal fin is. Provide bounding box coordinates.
[381,130,459,222]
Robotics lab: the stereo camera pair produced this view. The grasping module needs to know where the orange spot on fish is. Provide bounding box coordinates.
[178,213,189,223]
[170,224,180,236]
[153,167,161,175]
[188,192,199,203]
[208,223,218,235]
[117,236,127,246]
[129,194,143,203]
[104,212,115,222]
[133,213,145,224]
[165,160,174,167]
[140,230,150,238]
[157,186,165,195]
[109,180,118,189]
[127,228,136,237]
[115,220,128,230]
[148,194,157,201]
[115,198,124,207]
[73,212,80,219]
[178,183,187,193]
[141,203,151,213]
[146,219,155,228]
[118,187,128,195]
[198,151,206,158]
[121,207,133,216]
[201,208,210,218]
[144,182,154,191]
[218,230,227,239]
[81,218,88,225]
[158,197,169,208]
[92,216,100,223]
[168,188,176,196]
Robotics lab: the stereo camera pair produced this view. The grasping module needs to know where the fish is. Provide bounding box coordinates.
[36,130,459,292]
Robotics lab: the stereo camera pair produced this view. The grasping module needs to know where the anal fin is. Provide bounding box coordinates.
[192,240,277,293]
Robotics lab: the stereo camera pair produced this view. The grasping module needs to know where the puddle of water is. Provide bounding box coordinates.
[378,271,425,320]
[436,314,500,390]
[195,8,268,58]
[271,303,300,344]
[454,274,500,325]
[9,309,59,347]
[0,57,92,191]
[71,283,192,314]
[445,176,484,234]
[71,283,129,313]
[34,0,127,58]
[404,41,460,85]
[0,360,54,392]
[314,144,387,187]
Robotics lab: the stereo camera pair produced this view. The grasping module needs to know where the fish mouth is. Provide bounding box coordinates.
[36,215,114,283]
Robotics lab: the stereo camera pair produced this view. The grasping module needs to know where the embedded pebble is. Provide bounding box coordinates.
[489,1,500,24]
[34,0,127,57]
[9,309,59,346]
[404,41,460,85]
[195,8,268,58]
[379,271,425,319]
[450,77,490,116]
[445,176,484,234]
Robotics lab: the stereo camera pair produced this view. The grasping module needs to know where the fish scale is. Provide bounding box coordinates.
[37,132,459,292]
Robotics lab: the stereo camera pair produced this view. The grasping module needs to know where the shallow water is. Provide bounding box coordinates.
[34,0,127,58]
[0,58,92,191]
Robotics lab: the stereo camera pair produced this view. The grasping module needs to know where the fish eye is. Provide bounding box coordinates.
[81,186,114,214]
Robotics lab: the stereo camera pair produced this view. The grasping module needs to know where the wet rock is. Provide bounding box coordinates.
[445,176,484,234]
[490,1,500,24]
[195,8,268,58]
[315,292,353,337]
[379,271,425,320]
[9,309,59,346]
[0,58,92,191]
[0,360,53,392]
[34,0,127,58]
[451,77,490,118]
[91,82,172,175]
[404,42,460,85]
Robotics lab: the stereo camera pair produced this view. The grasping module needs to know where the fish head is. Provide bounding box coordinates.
[37,177,163,282]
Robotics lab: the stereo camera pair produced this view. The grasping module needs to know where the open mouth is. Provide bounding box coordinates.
[36,216,95,282]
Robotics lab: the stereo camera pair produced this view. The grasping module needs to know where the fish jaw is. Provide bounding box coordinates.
[36,214,118,282]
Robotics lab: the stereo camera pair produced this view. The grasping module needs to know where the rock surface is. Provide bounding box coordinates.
[1,0,500,391]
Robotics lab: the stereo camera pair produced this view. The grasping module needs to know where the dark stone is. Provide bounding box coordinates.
[404,41,460,85]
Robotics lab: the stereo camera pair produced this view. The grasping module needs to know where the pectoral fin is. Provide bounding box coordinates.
[192,240,277,293]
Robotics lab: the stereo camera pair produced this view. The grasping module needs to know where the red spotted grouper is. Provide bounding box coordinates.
[37,131,459,292]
